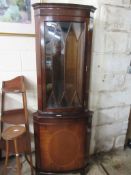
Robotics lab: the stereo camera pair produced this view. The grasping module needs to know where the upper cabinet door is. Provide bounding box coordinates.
[33,3,96,113]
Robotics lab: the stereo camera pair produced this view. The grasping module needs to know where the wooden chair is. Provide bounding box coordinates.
[0,76,34,175]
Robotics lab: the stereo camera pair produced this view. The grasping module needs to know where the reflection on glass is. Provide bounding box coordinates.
[41,22,85,108]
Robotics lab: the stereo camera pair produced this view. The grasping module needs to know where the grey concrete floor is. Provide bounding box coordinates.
[0,148,131,175]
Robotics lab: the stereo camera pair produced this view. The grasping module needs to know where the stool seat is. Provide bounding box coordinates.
[2,126,26,175]
[2,126,26,141]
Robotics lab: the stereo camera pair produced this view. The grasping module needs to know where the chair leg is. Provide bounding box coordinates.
[14,139,21,175]
[26,129,34,175]
[28,152,34,175]
[3,140,9,175]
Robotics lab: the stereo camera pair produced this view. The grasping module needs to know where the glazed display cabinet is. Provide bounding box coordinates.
[33,3,96,175]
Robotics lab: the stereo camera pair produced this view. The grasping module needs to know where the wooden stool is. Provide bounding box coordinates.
[0,76,34,175]
[2,125,26,175]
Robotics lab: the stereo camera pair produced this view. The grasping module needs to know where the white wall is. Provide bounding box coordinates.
[89,0,131,153]
[0,0,131,154]
[0,0,38,133]
[0,36,37,131]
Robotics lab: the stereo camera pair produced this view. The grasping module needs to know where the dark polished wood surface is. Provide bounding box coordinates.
[33,3,96,10]
[33,3,96,175]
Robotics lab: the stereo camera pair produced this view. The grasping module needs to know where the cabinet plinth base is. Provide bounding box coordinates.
[36,164,89,175]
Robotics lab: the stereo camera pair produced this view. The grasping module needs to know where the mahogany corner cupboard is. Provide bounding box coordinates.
[33,3,96,175]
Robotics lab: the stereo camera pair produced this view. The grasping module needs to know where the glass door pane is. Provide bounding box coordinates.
[41,21,85,108]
